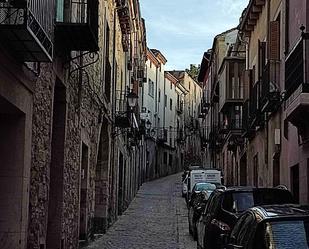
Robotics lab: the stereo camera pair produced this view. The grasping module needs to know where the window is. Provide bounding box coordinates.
[164,94,167,107]
[222,192,254,213]
[148,79,154,97]
[266,220,309,248]
[291,164,299,203]
[158,89,161,102]
[163,152,167,164]
[169,154,173,166]
[170,98,172,110]
[170,82,173,89]
[237,213,256,247]
[253,154,258,187]
[307,158,309,203]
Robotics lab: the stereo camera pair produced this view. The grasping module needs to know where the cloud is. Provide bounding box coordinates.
[140,0,248,69]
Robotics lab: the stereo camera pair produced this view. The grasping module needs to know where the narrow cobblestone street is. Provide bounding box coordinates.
[84,173,195,249]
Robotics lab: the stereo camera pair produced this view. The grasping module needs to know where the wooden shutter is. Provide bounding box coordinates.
[258,40,266,79]
[243,69,252,99]
[269,21,280,60]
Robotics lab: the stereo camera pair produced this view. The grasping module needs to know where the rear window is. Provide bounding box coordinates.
[265,220,309,248]
[222,192,254,213]
[195,183,216,192]
[222,190,294,213]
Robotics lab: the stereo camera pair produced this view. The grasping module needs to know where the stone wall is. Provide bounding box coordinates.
[28,63,55,249]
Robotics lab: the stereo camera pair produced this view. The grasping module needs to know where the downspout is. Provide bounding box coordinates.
[110,5,117,220]
[265,0,271,172]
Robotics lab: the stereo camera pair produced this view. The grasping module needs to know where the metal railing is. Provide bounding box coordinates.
[260,60,281,108]
[285,32,309,99]
[0,1,53,59]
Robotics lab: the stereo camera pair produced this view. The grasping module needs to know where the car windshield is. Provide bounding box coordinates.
[195,183,216,192]
[265,220,309,248]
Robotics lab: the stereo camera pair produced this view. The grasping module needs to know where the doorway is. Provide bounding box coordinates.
[240,154,247,186]
[0,96,26,248]
[291,164,299,203]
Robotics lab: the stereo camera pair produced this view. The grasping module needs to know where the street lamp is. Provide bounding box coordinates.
[127,90,139,108]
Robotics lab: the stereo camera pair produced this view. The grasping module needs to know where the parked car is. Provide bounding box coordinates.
[225,204,309,249]
[182,176,189,197]
[188,183,216,240]
[196,187,295,249]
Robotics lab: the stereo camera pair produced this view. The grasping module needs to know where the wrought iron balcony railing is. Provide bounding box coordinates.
[55,0,99,52]
[260,60,281,113]
[285,32,309,100]
[0,0,53,61]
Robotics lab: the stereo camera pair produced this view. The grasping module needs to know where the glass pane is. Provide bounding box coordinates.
[267,220,309,249]
[56,0,64,22]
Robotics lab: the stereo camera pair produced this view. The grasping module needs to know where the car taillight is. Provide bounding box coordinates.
[211,219,230,231]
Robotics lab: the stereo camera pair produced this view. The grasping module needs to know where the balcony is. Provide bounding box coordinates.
[157,128,168,143]
[0,0,53,61]
[285,33,309,128]
[249,81,264,129]
[219,111,243,137]
[242,99,255,138]
[219,57,246,112]
[55,0,99,52]
[260,60,281,113]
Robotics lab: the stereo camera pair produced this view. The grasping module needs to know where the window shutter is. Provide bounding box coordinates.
[258,40,266,78]
[243,69,252,100]
[269,21,280,60]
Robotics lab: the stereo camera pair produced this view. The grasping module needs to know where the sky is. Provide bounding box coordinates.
[140,0,248,70]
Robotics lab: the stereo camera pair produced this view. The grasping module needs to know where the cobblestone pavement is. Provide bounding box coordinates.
[84,173,196,249]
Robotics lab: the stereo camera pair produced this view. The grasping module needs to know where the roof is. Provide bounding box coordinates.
[239,0,266,33]
[150,49,167,65]
[167,70,185,80]
[164,71,178,84]
[197,51,211,83]
[219,186,292,193]
[209,27,238,62]
[251,204,309,220]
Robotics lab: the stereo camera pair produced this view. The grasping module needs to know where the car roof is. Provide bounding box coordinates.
[249,204,309,221]
[220,186,292,193]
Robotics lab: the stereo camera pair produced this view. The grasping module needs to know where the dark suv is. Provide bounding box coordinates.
[196,187,295,249]
[226,204,309,249]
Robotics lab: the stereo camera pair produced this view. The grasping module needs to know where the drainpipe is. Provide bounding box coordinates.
[110,5,118,221]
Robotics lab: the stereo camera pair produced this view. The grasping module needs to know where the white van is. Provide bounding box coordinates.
[189,169,221,192]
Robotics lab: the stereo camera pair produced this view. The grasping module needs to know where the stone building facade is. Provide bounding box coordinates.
[0,0,146,248]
